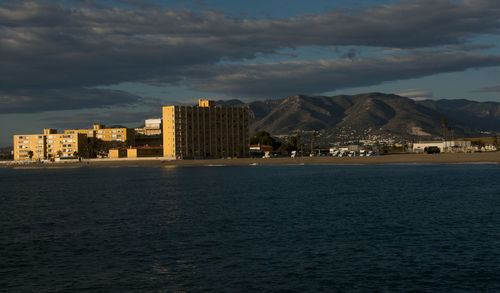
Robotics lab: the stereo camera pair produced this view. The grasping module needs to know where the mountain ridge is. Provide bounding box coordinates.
[217,93,500,140]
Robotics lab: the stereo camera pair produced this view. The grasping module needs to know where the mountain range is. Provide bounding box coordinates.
[217,93,500,140]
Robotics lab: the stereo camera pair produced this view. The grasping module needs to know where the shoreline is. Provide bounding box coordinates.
[1,152,500,169]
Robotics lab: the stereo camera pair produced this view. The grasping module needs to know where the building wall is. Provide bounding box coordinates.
[413,142,444,152]
[65,125,135,145]
[44,133,87,159]
[162,99,249,158]
[163,106,176,157]
[127,147,163,158]
[109,148,127,158]
[13,131,87,161]
[13,134,45,161]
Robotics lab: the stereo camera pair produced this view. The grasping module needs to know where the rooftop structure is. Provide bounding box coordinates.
[135,118,162,136]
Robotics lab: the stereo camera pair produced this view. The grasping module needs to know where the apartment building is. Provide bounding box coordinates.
[13,129,87,161]
[162,99,250,158]
[65,124,135,146]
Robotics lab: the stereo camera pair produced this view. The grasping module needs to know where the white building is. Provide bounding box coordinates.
[412,141,471,153]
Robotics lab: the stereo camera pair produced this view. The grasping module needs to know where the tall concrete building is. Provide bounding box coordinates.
[162,99,250,159]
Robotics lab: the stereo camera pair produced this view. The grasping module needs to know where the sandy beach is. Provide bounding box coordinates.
[2,152,500,168]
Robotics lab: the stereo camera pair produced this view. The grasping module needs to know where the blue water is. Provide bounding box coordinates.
[1,164,499,292]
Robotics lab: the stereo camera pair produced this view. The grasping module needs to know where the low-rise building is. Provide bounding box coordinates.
[413,141,444,153]
[127,146,163,158]
[109,146,163,158]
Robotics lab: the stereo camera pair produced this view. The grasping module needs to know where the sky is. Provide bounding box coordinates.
[1,0,500,146]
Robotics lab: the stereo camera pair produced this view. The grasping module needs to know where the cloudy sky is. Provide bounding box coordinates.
[1,0,500,146]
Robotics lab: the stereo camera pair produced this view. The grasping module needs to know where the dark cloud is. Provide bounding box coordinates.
[453,44,496,51]
[186,52,500,98]
[1,0,500,111]
[0,88,142,113]
[474,85,500,92]
[341,48,359,60]
[2,1,500,88]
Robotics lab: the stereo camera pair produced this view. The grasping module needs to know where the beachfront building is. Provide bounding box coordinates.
[65,124,135,146]
[13,129,88,161]
[162,99,250,159]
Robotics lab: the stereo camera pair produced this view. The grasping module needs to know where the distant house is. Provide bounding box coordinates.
[413,142,444,153]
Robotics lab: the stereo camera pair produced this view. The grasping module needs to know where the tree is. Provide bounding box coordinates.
[56,150,63,158]
[73,151,79,158]
[310,131,318,156]
[27,150,34,160]
[278,135,301,155]
[250,131,281,150]
[289,135,300,150]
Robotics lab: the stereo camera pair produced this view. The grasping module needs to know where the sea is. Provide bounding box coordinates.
[1,164,499,292]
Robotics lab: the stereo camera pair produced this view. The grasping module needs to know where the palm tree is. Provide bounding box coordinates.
[27,150,34,160]
[441,118,447,141]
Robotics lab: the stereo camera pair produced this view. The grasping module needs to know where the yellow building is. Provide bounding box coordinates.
[65,124,135,146]
[13,129,88,161]
[109,148,127,158]
[162,99,249,158]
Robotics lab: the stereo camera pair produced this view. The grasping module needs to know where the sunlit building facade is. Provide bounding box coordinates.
[65,124,135,145]
[162,99,250,158]
[13,129,88,161]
